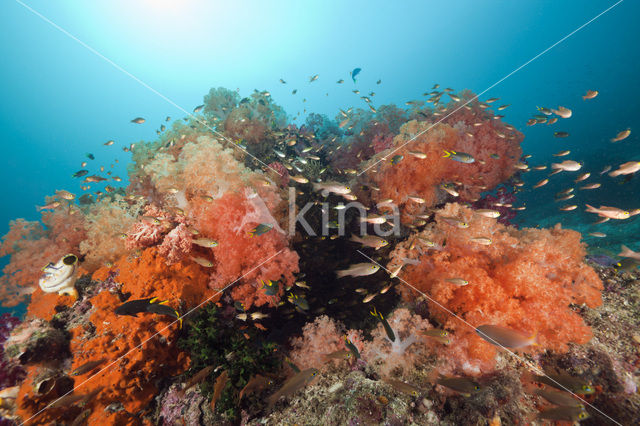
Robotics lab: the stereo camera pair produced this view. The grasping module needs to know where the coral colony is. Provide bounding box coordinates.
[0,86,638,425]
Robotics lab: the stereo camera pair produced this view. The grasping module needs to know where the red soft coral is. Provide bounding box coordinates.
[388,203,603,375]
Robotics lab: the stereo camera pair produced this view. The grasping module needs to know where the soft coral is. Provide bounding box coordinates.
[389,203,603,375]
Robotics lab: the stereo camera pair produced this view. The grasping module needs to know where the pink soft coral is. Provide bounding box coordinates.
[289,315,364,371]
[158,223,192,264]
[388,203,603,375]
[124,205,170,250]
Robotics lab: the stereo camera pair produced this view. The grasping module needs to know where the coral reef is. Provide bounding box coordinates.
[2,84,636,426]
[388,203,603,374]
[0,314,25,391]
[0,207,86,307]
[362,308,435,377]
[358,94,523,222]
[288,315,364,372]
[78,194,143,271]
[177,303,281,420]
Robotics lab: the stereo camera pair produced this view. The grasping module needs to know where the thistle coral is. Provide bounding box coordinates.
[388,203,603,375]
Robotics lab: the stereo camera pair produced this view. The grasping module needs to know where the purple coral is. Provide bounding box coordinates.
[472,186,517,225]
[0,313,25,390]
[158,385,207,426]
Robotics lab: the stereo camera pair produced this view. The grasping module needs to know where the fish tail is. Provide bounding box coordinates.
[349,234,362,244]
[529,329,539,347]
[548,169,562,176]
[336,270,347,278]
[585,204,597,213]
[619,244,635,258]
[442,150,451,158]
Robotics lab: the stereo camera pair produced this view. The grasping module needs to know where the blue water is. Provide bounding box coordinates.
[1,0,639,310]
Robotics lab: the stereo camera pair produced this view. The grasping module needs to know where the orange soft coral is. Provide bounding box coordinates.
[14,247,213,425]
[388,203,603,375]
[0,207,87,307]
[359,104,522,222]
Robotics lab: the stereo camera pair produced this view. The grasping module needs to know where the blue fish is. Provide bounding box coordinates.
[351,67,361,83]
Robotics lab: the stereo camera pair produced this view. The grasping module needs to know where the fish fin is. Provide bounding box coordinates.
[442,150,451,158]
[149,297,159,304]
[530,329,539,347]
[619,245,635,258]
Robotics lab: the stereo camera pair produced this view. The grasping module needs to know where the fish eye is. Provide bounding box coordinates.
[579,412,587,419]
[442,331,449,336]
[412,391,417,396]
[63,254,78,265]
[474,385,480,390]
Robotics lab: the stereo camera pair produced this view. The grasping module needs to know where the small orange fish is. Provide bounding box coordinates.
[475,324,537,348]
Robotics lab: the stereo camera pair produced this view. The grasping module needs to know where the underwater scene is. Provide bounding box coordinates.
[1,1,639,425]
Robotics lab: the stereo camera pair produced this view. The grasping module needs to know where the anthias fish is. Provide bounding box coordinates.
[70,358,106,376]
[475,324,537,349]
[436,375,482,397]
[336,263,380,278]
[267,368,319,409]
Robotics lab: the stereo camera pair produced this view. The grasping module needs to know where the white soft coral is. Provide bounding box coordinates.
[363,308,434,376]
